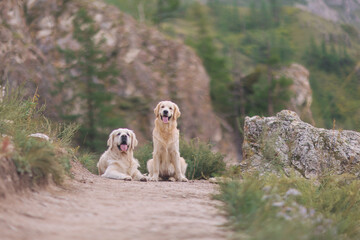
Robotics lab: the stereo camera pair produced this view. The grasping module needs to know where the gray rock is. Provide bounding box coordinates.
[243,110,360,178]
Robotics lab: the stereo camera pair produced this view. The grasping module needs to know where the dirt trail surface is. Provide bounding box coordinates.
[0,162,228,240]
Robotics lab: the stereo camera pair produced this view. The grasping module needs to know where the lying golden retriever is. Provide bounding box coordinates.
[97,128,147,181]
[147,101,188,182]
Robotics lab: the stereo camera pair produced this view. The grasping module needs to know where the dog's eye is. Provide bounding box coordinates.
[126,133,130,136]
[117,133,121,136]
[161,106,164,108]
[169,107,172,110]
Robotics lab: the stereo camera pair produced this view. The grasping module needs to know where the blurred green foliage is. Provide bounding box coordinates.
[106,0,360,132]
[216,173,360,239]
[55,8,121,153]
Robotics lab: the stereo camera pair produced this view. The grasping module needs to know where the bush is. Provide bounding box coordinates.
[0,87,77,184]
[77,151,98,174]
[134,141,153,174]
[215,172,360,240]
[135,138,226,180]
[180,138,226,179]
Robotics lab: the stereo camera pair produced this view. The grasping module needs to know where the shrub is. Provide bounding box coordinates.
[134,138,226,180]
[134,141,153,174]
[216,172,360,240]
[0,87,77,184]
[77,151,98,174]
[180,138,226,179]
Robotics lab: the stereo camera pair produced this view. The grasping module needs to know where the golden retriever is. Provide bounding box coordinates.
[147,101,188,182]
[97,128,147,181]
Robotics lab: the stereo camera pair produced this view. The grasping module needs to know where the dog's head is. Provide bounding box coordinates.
[107,128,138,153]
[154,101,181,124]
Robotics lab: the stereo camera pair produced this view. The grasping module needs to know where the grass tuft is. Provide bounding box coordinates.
[216,172,360,240]
[180,138,226,179]
[0,87,78,184]
[134,141,153,174]
[77,151,98,174]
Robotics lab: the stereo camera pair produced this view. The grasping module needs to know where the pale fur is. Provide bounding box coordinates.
[97,128,146,181]
[147,101,188,182]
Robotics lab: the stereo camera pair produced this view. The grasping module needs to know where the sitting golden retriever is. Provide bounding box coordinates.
[97,128,147,181]
[147,101,188,182]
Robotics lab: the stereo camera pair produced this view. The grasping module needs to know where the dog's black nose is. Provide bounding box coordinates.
[121,135,127,141]
[163,110,168,115]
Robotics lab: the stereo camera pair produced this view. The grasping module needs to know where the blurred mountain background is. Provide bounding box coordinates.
[1,0,360,162]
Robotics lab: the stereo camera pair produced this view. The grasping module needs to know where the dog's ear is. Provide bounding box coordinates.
[107,130,116,150]
[129,130,138,150]
[154,102,161,118]
[173,103,181,120]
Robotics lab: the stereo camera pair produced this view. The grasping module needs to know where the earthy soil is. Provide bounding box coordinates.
[0,161,228,240]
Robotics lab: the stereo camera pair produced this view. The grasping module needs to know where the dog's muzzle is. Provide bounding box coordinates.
[118,144,128,152]
[161,111,172,123]
[118,136,129,152]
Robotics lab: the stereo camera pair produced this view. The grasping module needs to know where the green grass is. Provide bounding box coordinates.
[180,138,226,179]
[134,141,153,174]
[134,138,226,180]
[0,87,78,184]
[216,172,360,240]
[77,151,98,174]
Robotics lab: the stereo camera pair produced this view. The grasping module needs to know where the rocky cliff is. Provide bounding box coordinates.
[297,0,360,28]
[0,0,56,105]
[243,110,360,178]
[0,0,238,162]
[278,64,314,125]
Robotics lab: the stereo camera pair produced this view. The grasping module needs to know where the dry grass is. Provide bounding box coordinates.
[0,87,78,184]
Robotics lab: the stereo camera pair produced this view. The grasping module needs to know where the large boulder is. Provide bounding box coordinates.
[242,110,360,178]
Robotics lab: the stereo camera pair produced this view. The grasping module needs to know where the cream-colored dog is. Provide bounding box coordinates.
[147,101,188,182]
[97,128,146,181]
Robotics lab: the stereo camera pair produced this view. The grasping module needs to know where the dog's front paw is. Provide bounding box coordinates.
[124,176,132,181]
[176,177,188,182]
[149,176,159,182]
[140,176,148,182]
[181,177,188,182]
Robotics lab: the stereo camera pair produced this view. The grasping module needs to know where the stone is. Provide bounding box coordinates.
[243,110,360,178]
[277,63,314,124]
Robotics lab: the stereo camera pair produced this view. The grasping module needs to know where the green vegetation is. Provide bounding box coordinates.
[134,138,226,180]
[180,138,226,179]
[153,0,180,24]
[0,88,77,184]
[185,3,233,115]
[77,151,98,174]
[106,0,360,132]
[216,172,360,240]
[134,141,153,174]
[56,8,120,153]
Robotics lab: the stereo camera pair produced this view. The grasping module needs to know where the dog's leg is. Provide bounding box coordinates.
[149,151,161,181]
[133,169,148,182]
[147,159,154,177]
[102,166,132,181]
[171,151,188,182]
[180,157,188,176]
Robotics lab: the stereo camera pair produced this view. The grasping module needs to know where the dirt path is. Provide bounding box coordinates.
[0,162,228,240]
